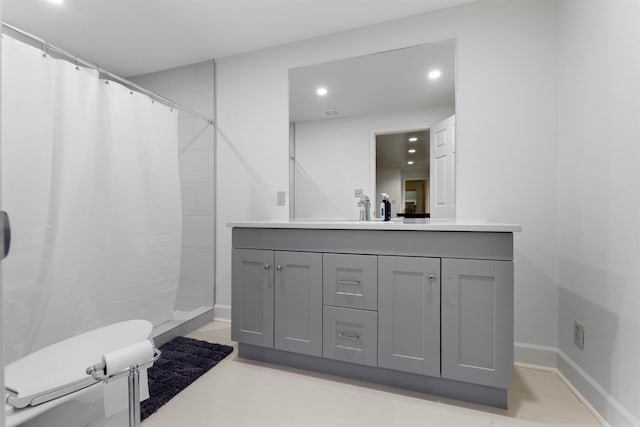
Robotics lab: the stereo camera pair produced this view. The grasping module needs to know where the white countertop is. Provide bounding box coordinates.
[227,219,522,232]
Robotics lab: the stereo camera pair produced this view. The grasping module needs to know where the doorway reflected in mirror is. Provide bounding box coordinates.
[376,129,430,218]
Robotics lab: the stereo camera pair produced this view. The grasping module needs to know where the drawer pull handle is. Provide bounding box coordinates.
[336,292,361,297]
[338,332,360,341]
[264,264,271,270]
[276,265,283,271]
[429,274,436,281]
[337,279,360,286]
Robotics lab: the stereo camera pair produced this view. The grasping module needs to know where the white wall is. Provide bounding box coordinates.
[294,106,452,219]
[217,0,559,352]
[557,0,640,424]
[130,60,216,313]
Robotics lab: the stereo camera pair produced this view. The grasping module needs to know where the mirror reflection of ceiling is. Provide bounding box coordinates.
[376,130,430,176]
[289,39,455,123]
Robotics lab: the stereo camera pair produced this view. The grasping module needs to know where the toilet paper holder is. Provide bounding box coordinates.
[86,344,161,427]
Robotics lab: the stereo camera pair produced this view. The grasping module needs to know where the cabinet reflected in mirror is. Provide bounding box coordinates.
[289,39,456,220]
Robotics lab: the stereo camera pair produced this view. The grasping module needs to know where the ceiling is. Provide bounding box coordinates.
[3,0,479,77]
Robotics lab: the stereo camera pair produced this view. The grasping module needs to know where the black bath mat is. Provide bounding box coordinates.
[141,336,233,420]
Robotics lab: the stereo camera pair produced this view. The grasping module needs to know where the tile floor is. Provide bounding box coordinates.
[142,321,603,427]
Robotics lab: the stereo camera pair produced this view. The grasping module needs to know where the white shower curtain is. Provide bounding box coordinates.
[1,35,182,363]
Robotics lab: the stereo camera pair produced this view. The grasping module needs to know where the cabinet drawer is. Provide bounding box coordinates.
[323,253,377,310]
[323,306,377,367]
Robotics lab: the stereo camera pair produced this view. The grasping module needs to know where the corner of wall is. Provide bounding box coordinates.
[515,342,639,427]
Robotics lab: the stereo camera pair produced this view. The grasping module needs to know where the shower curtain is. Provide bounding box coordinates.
[0,35,182,363]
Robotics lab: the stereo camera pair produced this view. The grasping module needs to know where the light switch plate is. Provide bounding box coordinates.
[277,191,286,206]
[354,189,364,197]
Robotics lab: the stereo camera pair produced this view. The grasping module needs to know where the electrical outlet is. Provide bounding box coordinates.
[574,321,585,349]
[354,189,364,197]
[276,191,286,206]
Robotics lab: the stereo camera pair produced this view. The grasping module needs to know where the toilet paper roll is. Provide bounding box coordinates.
[102,340,154,376]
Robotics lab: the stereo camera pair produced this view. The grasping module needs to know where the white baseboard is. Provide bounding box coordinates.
[557,349,638,427]
[213,304,231,322]
[514,341,559,368]
[515,342,638,427]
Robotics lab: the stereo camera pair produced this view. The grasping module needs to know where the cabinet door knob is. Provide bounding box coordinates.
[429,274,436,281]
[276,265,283,271]
[264,264,271,270]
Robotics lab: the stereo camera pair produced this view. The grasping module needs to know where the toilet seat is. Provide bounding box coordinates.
[4,320,153,409]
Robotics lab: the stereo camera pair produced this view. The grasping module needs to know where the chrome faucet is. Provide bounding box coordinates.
[357,194,371,221]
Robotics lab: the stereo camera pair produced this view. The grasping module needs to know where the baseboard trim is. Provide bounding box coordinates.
[213,304,231,321]
[515,342,638,427]
[514,341,558,368]
[557,349,638,427]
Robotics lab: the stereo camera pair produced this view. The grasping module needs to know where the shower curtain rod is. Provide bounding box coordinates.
[1,22,216,126]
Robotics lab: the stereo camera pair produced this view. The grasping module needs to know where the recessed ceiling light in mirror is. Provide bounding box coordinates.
[408,149,416,153]
[409,137,418,142]
[407,161,414,165]
[428,70,441,80]
[316,87,328,96]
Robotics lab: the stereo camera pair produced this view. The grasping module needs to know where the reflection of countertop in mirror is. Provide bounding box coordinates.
[227,219,521,232]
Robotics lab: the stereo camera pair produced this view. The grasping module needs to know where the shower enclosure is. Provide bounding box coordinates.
[0,29,215,365]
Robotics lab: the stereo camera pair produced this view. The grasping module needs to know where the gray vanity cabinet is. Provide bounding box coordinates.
[231,249,274,348]
[274,251,323,357]
[378,256,441,377]
[231,248,323,356]
[441,258,514,388]
[231,226,518,409]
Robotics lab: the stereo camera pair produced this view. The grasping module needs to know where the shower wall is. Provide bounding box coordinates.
[130,61,215,313]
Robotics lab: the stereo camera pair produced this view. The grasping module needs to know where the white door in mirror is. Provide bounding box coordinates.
[430,115,456,219]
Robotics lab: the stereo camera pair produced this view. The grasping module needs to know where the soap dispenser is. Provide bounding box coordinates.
[381,193,391,221]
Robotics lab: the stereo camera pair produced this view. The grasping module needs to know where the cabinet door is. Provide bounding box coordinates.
[441,259,513,388]
[231,249,274,348]
[274,251,323,357]
[378,256,440,377]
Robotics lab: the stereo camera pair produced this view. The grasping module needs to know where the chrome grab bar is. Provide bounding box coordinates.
[86,348,161,381]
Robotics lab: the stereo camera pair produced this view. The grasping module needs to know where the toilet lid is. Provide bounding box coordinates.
[4,320,153,409]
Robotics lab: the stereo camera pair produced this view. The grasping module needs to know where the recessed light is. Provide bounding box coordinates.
[408,149,416,154]
[407,161,414,165]
[316,87,328,96]
[428,70,441,80]
[408,137,418,142]
[47,0,64,4]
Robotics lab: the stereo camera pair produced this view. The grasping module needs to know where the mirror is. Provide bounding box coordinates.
[289,39,456,220]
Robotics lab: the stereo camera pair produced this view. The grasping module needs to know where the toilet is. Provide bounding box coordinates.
[4,320,154,427]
